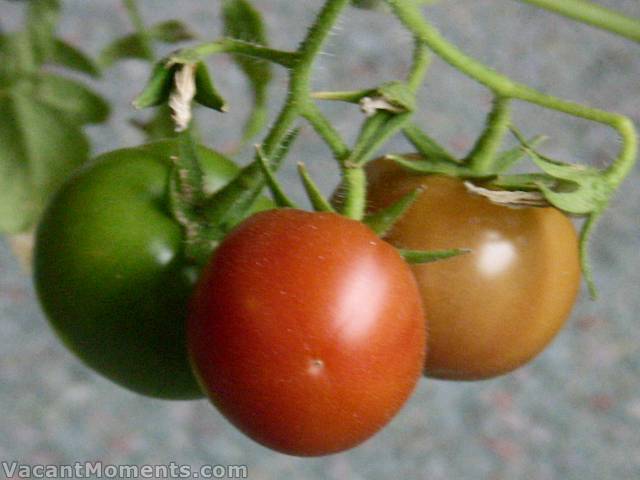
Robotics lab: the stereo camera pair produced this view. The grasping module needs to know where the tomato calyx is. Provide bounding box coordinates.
[134,60,227,114]
[165,129,297,267]
[166,123,463,269]
[379,119,622,296]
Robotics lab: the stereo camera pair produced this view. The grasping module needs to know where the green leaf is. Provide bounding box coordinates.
[99,34,149,67]
[27,73,109,124]
[149,20,196,43]
[194,62,227,112]
[98,20,196,68]
[49,39,101,77]
[133,61,178,109]
[222,0,272,141]
[222,0,270,80]
[399,248,470,265]
[27,0,61,28]
[403,123,457,163]
[98,20,195,68]
[0,92,89,233]
[0,0,107,235]
[26,0,61,64]
[0,31,40,76]
[364,188,422,237]
[1,2,67,77]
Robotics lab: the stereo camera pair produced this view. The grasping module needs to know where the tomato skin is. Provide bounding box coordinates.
[34,141,266,399]
[365,159,581,380]
[188,209,426,456]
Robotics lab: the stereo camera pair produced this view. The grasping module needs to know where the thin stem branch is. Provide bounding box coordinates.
[517,0,640,43]
[180,39,299,68]
[262,0,351,156]
[386,0,637,189]
[466,96,511,173]
[202,0,351,217]
[353,113,412,166]
[407,41,431,92]
[301,103,350,162]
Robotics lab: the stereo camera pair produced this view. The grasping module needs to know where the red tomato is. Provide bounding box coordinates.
[365,159,581,380]
[188,209,426,456]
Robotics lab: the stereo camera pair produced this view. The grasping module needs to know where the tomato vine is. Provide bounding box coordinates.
[126,0,640,297]
[2,0,639,455]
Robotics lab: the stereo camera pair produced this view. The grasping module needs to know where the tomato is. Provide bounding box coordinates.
[188,209,426,456]
[34,140,269,399]
[365,159,581,380]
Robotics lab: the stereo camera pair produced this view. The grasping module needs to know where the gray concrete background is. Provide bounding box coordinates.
[1,1,639,479]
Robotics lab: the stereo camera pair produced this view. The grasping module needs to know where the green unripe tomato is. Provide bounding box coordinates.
[34,140,266,399]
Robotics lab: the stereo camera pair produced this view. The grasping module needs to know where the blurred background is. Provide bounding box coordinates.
[1,1,639,479]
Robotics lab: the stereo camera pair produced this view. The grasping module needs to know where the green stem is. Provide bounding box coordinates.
[338,38,429,216]
[386,0,637,189]
[517,0,640,43]
[262,0,351,156]
[181,39,299,68]
[201,0,351,217]
[580,212,601,299]
[288,0,350,106]
[350,113,412,166]
[335,39,429,219]
[301,103,350,163]
[604,116,637,186]
[122,0,154,61]
[407,41,431,92]
[466,96,511,173]
[349,113,390,163]
[256,147,297,208]
[341,166,367,220]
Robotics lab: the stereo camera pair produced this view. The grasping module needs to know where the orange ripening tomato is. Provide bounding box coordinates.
[365,158,581,380]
